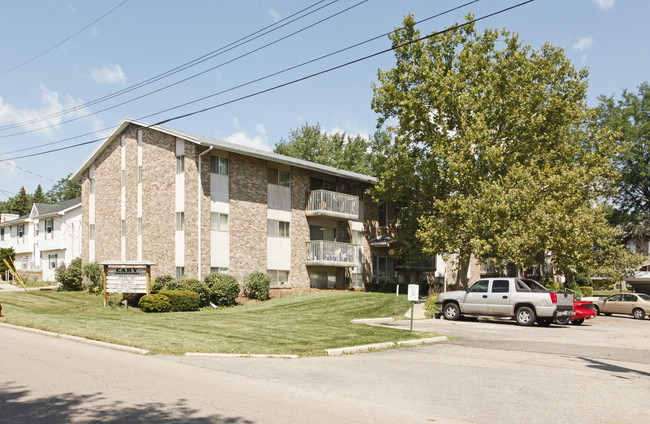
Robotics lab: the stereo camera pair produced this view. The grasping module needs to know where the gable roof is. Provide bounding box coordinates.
[70,118,377,184]
[31,198,81,218]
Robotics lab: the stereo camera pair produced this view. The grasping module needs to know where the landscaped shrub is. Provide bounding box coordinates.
[138,294,172,312]
[424,295,440,319]
[544,280,560,291]
[579,286,594,297]
[160,290,200,311]
[152,274,174,292]
[177,278,211,307]
[55,258,83,291]
[244,271,270,301]
[83,261,103,294]
[205,273,240,307]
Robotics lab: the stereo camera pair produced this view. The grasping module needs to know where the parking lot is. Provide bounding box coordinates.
[375,313,650,364]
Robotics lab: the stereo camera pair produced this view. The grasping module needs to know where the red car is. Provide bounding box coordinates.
[554,300,596,325]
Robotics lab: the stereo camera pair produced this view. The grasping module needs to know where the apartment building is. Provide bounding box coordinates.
[0,198,82,281]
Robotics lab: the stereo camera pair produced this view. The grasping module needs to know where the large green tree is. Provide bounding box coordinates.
[274,123,374,175]
[46,174,81,203]
[596,82,650,240]
[371,15,635,286]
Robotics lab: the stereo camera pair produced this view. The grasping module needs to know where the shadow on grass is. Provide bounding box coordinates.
[0,382,254,424]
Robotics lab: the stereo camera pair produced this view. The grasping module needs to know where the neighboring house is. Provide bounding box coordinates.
[70,118,441,292]
[0,198,82,281]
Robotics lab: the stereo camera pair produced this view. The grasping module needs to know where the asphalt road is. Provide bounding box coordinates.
[1,315,648,424]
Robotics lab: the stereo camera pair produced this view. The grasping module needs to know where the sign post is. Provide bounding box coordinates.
[407,284,419,332]
[394,284,399,316]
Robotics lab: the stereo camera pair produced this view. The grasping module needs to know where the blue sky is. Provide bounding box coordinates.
[0,0,648,198]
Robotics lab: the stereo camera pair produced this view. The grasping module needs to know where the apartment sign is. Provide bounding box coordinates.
[106,267,148,293]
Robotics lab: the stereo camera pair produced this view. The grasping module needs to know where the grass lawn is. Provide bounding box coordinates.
[0,291,435,356]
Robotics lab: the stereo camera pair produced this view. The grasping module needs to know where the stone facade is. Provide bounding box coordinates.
[93,134,122,262]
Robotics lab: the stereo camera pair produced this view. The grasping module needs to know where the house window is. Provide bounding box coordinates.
[176,212,184,231]
[309,225,335,241]
[211,157,229,175]
[45,219,54,240]
[268,270,290,287]
[268,220,290,237]
[176,266,184,279]
[89,177,95,194]
[378,203,387,227]
[0,228,4,241]
[176,155,184,174]
[35,223,39,237]
[373,255,393,283]
[89,224,95,240]
[210,267,228,275]
[268,168,290,187]
[49,254,58,270]
[210,212,228,231]
[17,224,24,243]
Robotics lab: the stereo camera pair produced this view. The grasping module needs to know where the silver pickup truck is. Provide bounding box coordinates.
[436,277,574,326]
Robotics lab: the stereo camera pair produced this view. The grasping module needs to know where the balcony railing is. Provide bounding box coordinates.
[307,240,358,267]
[306,189,358,220]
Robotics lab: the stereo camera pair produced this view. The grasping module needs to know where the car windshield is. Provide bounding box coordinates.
[517,278,547,292]
[638,294,650,302]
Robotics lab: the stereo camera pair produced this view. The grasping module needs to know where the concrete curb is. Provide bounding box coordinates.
[185,352,299,359]
[351,317,394,324]
[0,322,150,355]
[326,336,447,356]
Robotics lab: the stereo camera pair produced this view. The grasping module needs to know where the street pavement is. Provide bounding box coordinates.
[1,312,649,424]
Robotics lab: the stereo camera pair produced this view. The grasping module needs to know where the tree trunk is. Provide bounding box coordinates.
[455,254,471,289]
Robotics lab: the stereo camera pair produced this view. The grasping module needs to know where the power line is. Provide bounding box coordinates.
[0,0,337,132]
[0,0,478,157]
[0,0,130,77]
[0,160,56,183]
[0,0,367,141]
[0,0,534,162]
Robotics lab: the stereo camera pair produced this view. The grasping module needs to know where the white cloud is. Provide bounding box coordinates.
[89,64,126,85]
[573,37,594,51]
[222,118,272,151]
[593,0,615,10]
[268,9,281,23]
[0,84,104,139]
[326,123,371,141]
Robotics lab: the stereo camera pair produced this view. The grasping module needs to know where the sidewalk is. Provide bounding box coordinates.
[404,300,427,319]
[0,283,57,292]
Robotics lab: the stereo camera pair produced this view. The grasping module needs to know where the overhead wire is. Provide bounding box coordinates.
[0,0,479,157]
[0,0,130,77]
[0,0,338,132]
[0,0,534,163]
[0,0,368,141]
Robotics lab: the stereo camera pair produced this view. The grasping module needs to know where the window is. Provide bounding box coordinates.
[608,294,623,301]
[268,168,290,187]
[176,266,184,279]
[121,220,126,237]
[268,270,290,287]
[468,280,489,293]
[176,154,184,174]
[17,224,24,243]
[211,157,229,175]
[89,177,95,194]
[138,166,142,183]
[35,223,39,237]
[378,203,387,227]
[268,219,290,237]
[309,225,335,241]
[211,212,229,231]
[310,177,336,191]
[176,212,184,231]
[138,217,142,235]
[0,228,4,241]
[122,170,126,187]
[373,256,393,283]
[623,294,637,302]
[491,280,509,293]
[48,254,58,270]
[45,219,54,240]
[89,224,95,240]
[210,267,228,275]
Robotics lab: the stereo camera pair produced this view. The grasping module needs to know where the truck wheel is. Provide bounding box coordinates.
[633,308,646,319]
[516,306,536,326]
[554,316,571,325]
[443,303,460,321]
[537,318,553,327]
[571,318,585,325]
[593,305,600,315]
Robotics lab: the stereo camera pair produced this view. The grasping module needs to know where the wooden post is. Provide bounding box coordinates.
[103,265,108,307]
[146,265,151,295]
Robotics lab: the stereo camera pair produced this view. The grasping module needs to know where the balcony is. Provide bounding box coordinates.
[307,240,358,267]
[306,190,358,220]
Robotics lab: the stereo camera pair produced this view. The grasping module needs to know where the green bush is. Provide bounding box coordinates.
[138,294,172,312]
[244,271,270,301]
[177,278,210,307]
[205,273,240,307]
[160,290,200,312]
[575,273,593,287]
[544,280,560,291]
[83,261,103,293]
[152,274,174,292]
[424,295,440,319]
[55,258,83,291]
[579,286,594,297]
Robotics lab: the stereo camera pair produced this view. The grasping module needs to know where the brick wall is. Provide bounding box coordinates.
[94,136,121,262]
[290,168,310,289]
[229,153,267,284]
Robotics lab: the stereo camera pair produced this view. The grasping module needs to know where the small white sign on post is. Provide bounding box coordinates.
[407,284,419,302]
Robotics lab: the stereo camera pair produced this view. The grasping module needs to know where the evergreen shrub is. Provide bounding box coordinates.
[160,290,200,311]
[244,271,270,300]
[138,294,172,312]
[205,273,240,307]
